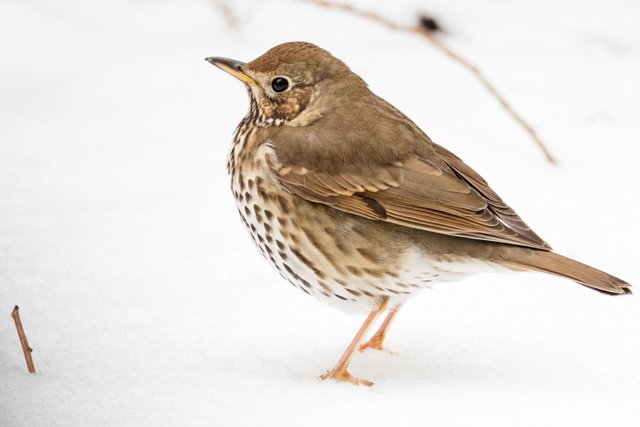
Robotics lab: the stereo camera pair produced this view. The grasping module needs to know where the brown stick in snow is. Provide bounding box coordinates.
[304,0,557,164]
[11,305,36,373]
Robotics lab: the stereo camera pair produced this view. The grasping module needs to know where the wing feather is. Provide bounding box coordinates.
[274,152,550,250]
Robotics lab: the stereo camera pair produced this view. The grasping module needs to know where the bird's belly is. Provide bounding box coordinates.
[231,164,508,313]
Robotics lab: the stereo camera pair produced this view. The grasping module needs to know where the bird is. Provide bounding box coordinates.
[205,42,631,386]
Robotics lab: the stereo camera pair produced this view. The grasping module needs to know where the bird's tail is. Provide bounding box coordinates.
[500,249,631,295]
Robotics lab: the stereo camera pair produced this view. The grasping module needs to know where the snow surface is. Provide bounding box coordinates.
[1,0,639,425]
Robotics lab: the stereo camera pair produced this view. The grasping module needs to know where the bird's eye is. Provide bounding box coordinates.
[271,77,289,93]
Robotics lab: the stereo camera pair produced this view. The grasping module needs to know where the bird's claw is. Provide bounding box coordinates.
[320,367,373,387]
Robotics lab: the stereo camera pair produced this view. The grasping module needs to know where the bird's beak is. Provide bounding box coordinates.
[205,57,259,87]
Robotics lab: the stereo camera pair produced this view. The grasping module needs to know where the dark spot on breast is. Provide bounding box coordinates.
[301,226,339,267]
[250,224,257,233]
[346,266,363,276]
[289,234,300,245]
[264,209,273,220]
[324,227,350,254]
[334,278,348,287]
[292,248,326,279]
[244,206,251,216]
[356,247,379,263]
[276,240,285,251]
[283,264,296,277]
[334,294,347,301]
[277,195,290,213]
[264,223,272,234]
[300,279,312,288]
[277,217,288,226]
[335,242,349,254]
[318,281,332,291]
[248,179,255,189]
[346,288,362,296]
[279,251,288,260]
[363,268,384,278]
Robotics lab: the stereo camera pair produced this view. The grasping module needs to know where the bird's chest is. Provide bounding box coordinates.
[227,124,282,247]
[230,141,334,301]
[227,129,311,283]
[230,154,283,266]
[227,140,414,312]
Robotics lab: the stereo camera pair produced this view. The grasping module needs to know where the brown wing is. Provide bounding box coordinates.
[266,95,551,250]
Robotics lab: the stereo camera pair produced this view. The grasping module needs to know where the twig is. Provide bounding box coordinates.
[211,0,239,28]
[304,0,557,164]
[11,306,36,373]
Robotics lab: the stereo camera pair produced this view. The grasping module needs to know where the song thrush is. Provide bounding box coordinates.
[206,42,630,386]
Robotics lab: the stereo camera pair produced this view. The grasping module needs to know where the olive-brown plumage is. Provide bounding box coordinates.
[206,42,630,386]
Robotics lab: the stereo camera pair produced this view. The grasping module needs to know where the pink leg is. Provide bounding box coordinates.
[320,299,388,386]
[359,304,403,352]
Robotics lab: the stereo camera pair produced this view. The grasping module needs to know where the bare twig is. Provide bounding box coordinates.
[304,0,557,164]
[11,306,36,373]
[211,0,239,28]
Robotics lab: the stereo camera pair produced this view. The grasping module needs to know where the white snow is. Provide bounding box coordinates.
[1,0,639,425]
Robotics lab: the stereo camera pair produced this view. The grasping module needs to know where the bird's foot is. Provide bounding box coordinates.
[358,334,384,352]
[320,366,373,387]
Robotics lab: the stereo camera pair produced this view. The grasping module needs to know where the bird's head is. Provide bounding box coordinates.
[206,42,367,126]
